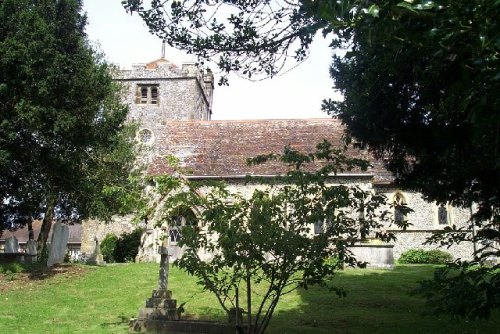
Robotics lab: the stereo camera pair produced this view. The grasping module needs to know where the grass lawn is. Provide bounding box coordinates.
[0,263,498,333]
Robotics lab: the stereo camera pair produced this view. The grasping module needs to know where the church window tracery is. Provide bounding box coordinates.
[169,207,198,245]
[393,192,407,225]
[437,203,451,225]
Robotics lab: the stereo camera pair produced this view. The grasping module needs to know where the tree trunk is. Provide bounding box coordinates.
[37,197,56,256]
[27,218,34,240]
[246,270,252,334]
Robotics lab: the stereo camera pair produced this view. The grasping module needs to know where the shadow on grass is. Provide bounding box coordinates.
[266,265,500,334]
[25,263,87,281]
[100,314,130,329]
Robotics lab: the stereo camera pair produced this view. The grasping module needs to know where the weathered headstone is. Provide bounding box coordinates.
[47,222,69,267]
[88,236,105,265]
[4,236,19,253]
[25,239,38,263]
[26,240,37,255]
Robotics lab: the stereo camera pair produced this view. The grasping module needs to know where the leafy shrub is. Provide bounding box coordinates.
[100,233,119,263]
[0,262,25,274]
[398,249,453,264]
[113,229,143,263]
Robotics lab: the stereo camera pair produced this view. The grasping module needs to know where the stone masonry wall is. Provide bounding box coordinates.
[376,189,471,230]
[80,216,136,257]
[376,187,473,259]
[81,179,475,262]
[391,231,473,260]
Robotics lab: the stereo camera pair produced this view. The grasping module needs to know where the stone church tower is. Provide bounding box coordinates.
[81,56,214,260]
[115,56,214,146]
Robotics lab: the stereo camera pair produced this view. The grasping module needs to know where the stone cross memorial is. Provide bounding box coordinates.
[88,236,105,265]
[158,233,169,290]
[130,225,180,332]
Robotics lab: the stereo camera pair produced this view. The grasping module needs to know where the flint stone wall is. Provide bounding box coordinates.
[376,188,471,230]
[391,230,474,260]
[81,178,475,262]
[80,216,136,256]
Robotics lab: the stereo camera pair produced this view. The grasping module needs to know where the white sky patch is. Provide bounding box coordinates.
[83,0,341,120]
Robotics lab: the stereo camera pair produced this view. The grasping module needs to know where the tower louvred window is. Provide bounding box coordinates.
[136,85,159,105]
[151,87,158,104]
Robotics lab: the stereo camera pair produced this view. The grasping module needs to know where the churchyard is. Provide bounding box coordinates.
[0,263,498,334]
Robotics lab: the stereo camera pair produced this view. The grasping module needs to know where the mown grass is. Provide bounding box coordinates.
[0,263,498,333]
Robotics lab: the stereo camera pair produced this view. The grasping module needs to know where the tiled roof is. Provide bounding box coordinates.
[0,221,82,244]
[145,58,179,70]
[149,118,392,181]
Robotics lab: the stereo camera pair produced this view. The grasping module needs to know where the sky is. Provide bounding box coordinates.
[82,1,340,120]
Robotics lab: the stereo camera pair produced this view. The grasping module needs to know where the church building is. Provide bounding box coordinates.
[81,56,473,265]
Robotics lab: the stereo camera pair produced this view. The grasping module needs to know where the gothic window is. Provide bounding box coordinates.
[438,204,450,225]
[393,192,407,225]
[136,85,159,105]
[169,207,198,245]
[314,220,323,234]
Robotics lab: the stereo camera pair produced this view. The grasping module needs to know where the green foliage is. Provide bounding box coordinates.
[100,233,119,263]
[0,0,143,251]
[324,0,500,319]
[122,0,368,83]
[113,229,143,263]
[0,262,26,281]
[125,0,499,320]
[327,1,499,218]
[2,264,500,333]
[155,142,398,334]
[398,249,452,264]
[417,262,500,320]
[0,262,25,274]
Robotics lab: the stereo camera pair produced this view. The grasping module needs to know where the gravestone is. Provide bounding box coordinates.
[129,227,233,334]
[130,228,180,331]
[88,236,105,265]
[26,240,37,255]
[4,236,19,253]
[47,222,69,267]
[25,239,38,263]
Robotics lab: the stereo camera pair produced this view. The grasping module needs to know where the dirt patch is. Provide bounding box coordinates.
[0,263,88,293]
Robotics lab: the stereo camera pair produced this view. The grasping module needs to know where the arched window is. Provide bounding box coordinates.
[314,220,323,234]
[437,203,450,225]
[169,207,198,244]
[393,192,407,225]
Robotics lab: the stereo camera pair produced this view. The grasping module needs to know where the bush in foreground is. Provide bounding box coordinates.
[114,229,143,263]
[399,249,453,264]
[100,233,119,263]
